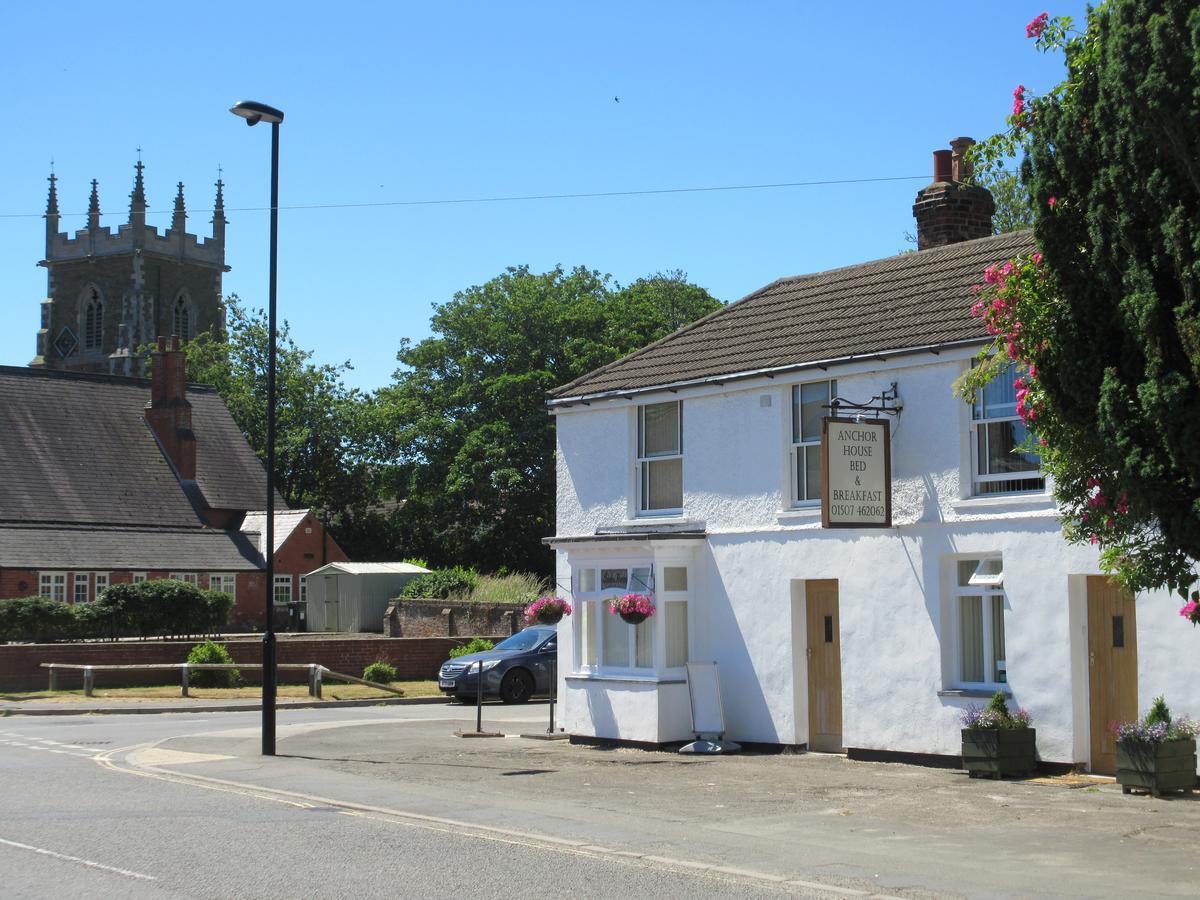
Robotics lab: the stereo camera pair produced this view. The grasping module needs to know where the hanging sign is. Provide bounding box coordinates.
[821,417,892,528]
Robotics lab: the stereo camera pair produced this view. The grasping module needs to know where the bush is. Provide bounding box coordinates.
[362,660,398,683]
[449,637,495,658]
[187,640,240,688]
[400,567,479,600]
[0,597,77,642]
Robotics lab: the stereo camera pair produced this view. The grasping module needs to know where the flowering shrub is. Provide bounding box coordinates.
[1113,696,1198,745]
[608,593,656,618]
[961,691,1033,730]
[1180,592,1200,626]
[523,595,572,625]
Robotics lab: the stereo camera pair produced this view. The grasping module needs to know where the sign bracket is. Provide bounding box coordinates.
[825,381,903,419]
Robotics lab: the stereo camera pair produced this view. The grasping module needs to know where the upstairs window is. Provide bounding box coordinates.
[791,379,836,505]
[172,291,193,341]
[637,401,682,514]
[82,286,103,350]
[971,364,1043,495]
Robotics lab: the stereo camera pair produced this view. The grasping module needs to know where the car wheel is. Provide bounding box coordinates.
[499,669,533,704]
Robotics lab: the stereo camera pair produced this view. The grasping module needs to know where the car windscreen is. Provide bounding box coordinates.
[493,630,546,652]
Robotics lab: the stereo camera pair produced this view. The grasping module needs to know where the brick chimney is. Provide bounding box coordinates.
[912,137,995,250]
[145,335,196,480]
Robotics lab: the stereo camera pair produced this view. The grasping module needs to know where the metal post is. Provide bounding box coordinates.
[48,666,57,692]
[313,666,322,700]
[181,664,189,698]
[307,664,316,697]
[547,657,557,735]
[475,659,483,733]
[83,666,94,698]
[262,118,281,757]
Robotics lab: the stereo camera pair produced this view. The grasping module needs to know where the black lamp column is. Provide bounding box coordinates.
[229,99,285,757]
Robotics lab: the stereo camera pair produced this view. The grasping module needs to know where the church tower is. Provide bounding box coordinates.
[32,161,229,376]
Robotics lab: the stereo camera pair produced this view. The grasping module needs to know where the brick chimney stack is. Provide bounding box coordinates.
[145,335,196,480]
[912,137,995,250]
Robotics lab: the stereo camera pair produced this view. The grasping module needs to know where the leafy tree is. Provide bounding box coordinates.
[180,296,386,554]
[377,266,722,574]
[963,1,1200,600]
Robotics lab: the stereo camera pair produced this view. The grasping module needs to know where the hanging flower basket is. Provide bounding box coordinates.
[523,595,572,626]
[609,593,655,625]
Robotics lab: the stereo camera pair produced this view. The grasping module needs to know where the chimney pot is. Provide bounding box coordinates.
[949,137,975,182]
[933,150,953,183]
[157,335,167,352]
[171,335,180,352]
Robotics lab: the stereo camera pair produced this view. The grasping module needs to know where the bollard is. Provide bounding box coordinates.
[308,664,316,697]
[83,666,94,698]
[48,666,57,692]
[181,664,189,698]
[313,666,323,700]
[475,659,484,733]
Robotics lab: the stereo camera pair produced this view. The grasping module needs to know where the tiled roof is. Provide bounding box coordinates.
[0,524,264,570]
[0,366,280,528]
[549,230,1036,401]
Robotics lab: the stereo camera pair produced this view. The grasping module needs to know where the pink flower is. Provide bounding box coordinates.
[1031,251,1043,266]
[1115,493,1129,515]
[1028,363,1038,379]
[1026,12,1049,39]
[1038,436,1048,447]
[1180,600,1199,622]
[1012,85,1027,118]
[1086,476,1101,489]
[1048,196,1057,208]
[1090,534,1099,545]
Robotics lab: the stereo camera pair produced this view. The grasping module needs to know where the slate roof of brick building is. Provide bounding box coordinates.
[549,229,1036,402]
[0,366,278,528]
[0,524,264,569]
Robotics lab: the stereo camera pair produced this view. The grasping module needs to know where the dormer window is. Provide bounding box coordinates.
[172,291,193,341]
[82,285,103,351]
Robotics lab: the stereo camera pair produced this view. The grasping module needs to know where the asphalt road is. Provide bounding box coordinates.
[0,706,809,900]
[3,703,1199,898]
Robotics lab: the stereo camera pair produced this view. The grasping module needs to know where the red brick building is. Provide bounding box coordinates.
[0,337,346,628]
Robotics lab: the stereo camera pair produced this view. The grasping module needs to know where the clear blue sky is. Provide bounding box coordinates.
[0,1,1086,391]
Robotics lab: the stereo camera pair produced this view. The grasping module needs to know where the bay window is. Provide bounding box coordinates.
[573,563,690,675]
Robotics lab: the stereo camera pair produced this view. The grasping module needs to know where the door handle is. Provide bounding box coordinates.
[807,647,813,658]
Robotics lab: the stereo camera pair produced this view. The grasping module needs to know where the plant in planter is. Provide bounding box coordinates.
[1113,696,1199,798]
[608,593,656,625]
[961,691,1036,779]
[524,595,572,626]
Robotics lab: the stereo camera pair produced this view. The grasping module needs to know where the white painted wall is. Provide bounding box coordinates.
[552,349,1200,767]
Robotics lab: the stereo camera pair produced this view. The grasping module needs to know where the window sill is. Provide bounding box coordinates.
[621,516,698,527]
[938,687,1012,699]
[952,493,1056,514]
[566,673,687,686]
[777,506,821,522]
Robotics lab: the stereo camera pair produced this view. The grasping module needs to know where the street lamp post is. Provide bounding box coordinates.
[230,99,285,757]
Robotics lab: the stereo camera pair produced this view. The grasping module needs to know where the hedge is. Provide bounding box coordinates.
[0,580,234,643]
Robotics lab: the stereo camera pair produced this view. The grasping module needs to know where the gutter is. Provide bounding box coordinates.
[546,337,987,408]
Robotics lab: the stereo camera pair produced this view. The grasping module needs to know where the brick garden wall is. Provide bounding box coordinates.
[0,634,506,692]
[384,601,525,637]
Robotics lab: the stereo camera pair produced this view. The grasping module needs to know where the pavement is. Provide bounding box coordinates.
[0,695,445,715]
[4,700,1200,897]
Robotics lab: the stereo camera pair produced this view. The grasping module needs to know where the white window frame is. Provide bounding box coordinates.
[132,572,147,583]
[73,573,90,604]
[299,576,307,604]
[39,572,67,602]
[970,364,1044,496]
[636,401,683,516]
[790,378,836,506]
[660,565,690,672]
[208,573,237,600]
[170,572,198,585]
[950,556,1008,689]
[273,574,293,605]
[94,573,109,599]
[572,563,656,675]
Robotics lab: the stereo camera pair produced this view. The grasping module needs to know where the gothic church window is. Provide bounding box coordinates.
[82,285,103,350]
[172,291,193,341]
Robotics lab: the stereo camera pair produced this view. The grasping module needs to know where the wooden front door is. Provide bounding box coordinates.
[1087,575,1138,775]
[807,579,843,753]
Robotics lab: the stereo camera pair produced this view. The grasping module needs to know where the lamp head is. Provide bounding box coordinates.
[230,100,285,126]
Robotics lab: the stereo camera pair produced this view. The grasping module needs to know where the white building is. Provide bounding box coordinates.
[546,141,1200,775]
